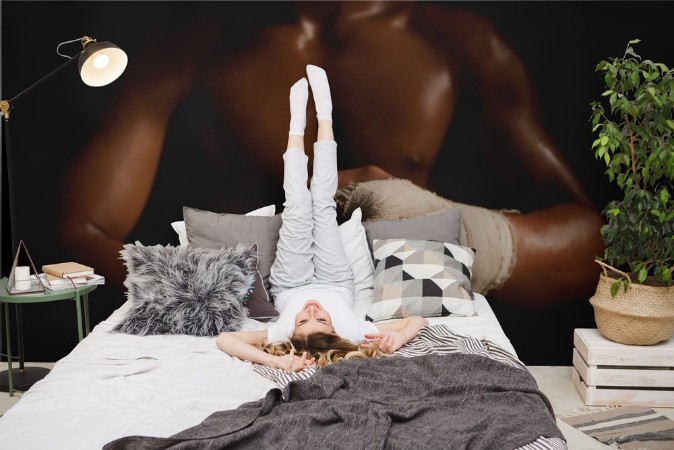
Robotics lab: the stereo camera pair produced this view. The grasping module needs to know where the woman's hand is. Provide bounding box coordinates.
[367,316,429,353]
[276,350,315,372]
[362,331,407,354]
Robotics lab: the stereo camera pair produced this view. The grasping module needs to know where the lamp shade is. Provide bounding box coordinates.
[78,41,128,87]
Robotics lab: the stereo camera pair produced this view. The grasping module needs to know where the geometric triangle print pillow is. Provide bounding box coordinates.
[367,238,476,322]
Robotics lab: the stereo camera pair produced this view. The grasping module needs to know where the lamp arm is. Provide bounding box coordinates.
[0,52,81,119]
[0,51,80,276]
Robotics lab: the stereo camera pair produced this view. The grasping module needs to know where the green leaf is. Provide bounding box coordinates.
[666,120,674,130]
[592,138,602,148]
[660,188,670,205]
[604,152,610,165]
[625,47,638,58]
[602,90,614,96]
[638,268,648,283]
[600,136,609,146]
[628,38,641,44]
[610,281,620,297]
[648,86,657,96]
[656,63,669,72]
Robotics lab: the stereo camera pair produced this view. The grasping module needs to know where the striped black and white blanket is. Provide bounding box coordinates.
[106,325,567,450]
[254,325,526,390]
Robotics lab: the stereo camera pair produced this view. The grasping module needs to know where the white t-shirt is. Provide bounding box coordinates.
[267,284,378,343]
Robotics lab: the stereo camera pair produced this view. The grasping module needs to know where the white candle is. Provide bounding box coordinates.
[14,266,31,291]
[15,266,30,281]
[15,280,31,291]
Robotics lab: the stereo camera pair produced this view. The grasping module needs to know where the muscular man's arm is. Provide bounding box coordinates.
[416,6,604,306]
[474,36,592,207]
[418,6,593,207]
[59,22,221,287]
[458,17,604,305]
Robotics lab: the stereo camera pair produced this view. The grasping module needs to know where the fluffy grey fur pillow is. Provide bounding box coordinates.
[114,241,257,336]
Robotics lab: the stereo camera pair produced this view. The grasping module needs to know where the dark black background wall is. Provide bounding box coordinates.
[2,1,672,364]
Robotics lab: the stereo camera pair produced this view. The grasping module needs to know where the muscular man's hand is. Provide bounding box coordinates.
[337,165,393,189]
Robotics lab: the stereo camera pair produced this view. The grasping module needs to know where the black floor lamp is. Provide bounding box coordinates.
[0,36,127,392]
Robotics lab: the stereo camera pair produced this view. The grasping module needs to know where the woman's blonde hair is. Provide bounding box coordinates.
[258,332,387,367]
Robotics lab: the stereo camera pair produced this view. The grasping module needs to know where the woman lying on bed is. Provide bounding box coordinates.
[216,65,427,372]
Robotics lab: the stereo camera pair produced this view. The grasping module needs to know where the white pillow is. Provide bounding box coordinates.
[338,207,375,319]
[171,204,276,248]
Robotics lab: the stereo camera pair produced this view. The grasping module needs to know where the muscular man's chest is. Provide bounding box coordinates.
[203,22,457,187]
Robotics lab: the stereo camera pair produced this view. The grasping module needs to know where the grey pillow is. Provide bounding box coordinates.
[362,208,462,251]
[183,206,282,318]
[115,241,257,336]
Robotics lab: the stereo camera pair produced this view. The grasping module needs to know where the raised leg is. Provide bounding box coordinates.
[270,79,315,297]
[307,65,353,291]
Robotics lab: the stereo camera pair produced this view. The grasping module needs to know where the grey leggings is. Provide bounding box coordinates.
[269,141,354,298]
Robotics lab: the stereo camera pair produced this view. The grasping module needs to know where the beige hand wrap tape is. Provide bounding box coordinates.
[336,179,517,294]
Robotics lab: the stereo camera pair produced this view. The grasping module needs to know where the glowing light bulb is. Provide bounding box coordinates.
[93,54,109,69]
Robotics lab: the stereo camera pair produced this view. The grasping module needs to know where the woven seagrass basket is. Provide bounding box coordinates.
[590,261,674,345]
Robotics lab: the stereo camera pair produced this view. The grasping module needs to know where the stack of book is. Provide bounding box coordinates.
[40,262,105,291]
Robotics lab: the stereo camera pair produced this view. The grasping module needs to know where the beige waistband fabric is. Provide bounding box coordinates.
[335,179,517,295]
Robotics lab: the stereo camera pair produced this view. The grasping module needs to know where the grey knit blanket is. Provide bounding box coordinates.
[105,351,564,450]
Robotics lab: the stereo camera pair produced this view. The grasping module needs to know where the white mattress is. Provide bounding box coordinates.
[0,294,515,450]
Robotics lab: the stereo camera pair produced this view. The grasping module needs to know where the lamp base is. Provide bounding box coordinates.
[0,366,50,392]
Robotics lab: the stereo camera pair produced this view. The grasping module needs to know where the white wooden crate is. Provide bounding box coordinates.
[572,328,674,407]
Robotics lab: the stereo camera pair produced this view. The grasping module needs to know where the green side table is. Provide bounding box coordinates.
[0,278,97,396]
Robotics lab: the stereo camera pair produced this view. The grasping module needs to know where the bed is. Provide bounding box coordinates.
[0,206,566,449]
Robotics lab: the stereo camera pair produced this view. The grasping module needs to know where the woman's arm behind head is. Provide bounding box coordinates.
[216,329,315,372]
[216,329,278,368]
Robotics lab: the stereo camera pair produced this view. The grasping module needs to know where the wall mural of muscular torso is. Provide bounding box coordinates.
[3,1,669,363]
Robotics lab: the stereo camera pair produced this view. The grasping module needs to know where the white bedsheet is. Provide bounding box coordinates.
[0,294,515,449]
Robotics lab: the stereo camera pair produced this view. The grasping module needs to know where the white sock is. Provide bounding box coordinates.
[289,78,308,137]
[306,65,332,122]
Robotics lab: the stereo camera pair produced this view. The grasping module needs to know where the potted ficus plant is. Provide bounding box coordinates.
[589,39,674,345]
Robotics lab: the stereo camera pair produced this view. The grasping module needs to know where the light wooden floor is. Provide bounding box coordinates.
[0,363,54,417]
